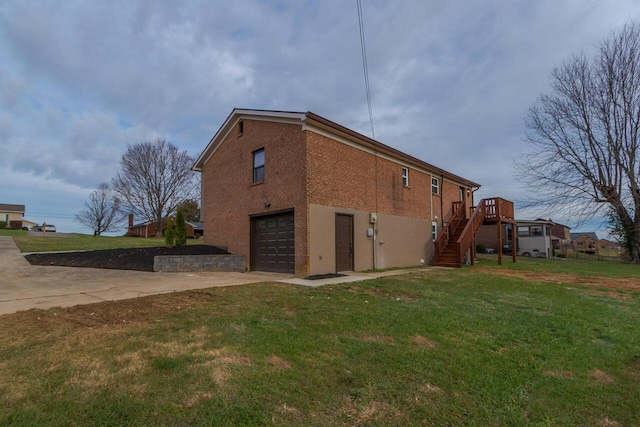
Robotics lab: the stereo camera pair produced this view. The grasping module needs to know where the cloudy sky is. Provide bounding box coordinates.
[1,0,639,235]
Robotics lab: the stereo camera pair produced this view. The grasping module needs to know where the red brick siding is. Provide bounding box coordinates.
[201,119,309,275]
[306,132,432,220]
[201,116,474,276]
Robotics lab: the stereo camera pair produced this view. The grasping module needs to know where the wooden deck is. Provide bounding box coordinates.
[434,197,515,267]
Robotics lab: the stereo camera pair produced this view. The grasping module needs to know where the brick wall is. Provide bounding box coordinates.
[306,131,433,220]
[201,118,309,275]
[200,113,475,276]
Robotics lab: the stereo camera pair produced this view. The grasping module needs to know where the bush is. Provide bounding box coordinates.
[164,218,176,248]
[475,244,486,254]
[0,221,6,229]
[124,231,141,237]
[175,210,187,246]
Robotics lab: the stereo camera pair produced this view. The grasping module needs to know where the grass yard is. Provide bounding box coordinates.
[7,232,201,253]
[0,261,638,425]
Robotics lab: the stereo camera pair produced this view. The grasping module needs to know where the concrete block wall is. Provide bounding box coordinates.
[154,254,246,273]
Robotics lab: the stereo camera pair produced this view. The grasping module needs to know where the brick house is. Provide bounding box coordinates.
[570,232,599,251]
[549,221,571,249]
[193,109,509,277]
[127,214,203,238]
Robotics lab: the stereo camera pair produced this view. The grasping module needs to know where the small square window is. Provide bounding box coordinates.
[238,120,244,135]
[402,167,409,186]
[253,148,264,183]
[432,177,439,195]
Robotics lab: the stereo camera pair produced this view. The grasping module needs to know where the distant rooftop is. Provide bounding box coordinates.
[0,204,25,213]
[570,232,599,241]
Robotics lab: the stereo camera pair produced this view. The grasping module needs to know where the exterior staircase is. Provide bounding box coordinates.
[434,198,514,268]
[435,218,469,267]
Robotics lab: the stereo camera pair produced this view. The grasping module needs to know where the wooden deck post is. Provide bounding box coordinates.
[497,220,503,265]
[512,222,517,263]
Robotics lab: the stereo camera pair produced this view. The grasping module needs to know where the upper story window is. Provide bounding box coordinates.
[402,167,409,187]
[253,148,265,183]
[432,177,439,195]
[238,120,244,136]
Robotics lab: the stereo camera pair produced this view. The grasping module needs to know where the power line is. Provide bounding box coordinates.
[357,0,375,140]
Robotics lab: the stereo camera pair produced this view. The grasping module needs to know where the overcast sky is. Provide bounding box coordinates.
[1,1,639,236]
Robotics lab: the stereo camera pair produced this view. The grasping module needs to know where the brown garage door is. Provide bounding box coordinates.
[251,211,295,274]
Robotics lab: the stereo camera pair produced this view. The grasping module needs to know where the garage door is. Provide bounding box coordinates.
[251,211,295,273]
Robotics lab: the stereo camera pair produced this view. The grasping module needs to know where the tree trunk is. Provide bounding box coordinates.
[630,230,640,264]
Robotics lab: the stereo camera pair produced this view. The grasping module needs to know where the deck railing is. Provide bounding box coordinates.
[455,199,488,264]
[483,197,514,222]
[434,201,466,260]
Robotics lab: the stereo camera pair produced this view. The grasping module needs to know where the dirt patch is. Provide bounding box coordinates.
[475,268,640,292]
[0,291,215,335]
[24,245,229,272]
[591,369,615,384]
[410,335,436,349]
[267,355,292,370]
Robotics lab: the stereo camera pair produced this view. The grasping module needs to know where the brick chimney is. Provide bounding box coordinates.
[128,213,134,227]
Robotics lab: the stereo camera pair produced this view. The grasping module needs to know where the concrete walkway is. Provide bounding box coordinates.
[0,236,434,315]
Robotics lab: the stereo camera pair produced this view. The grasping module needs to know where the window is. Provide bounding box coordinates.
[432,221,438,241]
[518,226,530,237]
[238,120,244,135]
[432,177,439,195]
[531,225,543,236]
[402,167,409,186]
[253,148,265,183]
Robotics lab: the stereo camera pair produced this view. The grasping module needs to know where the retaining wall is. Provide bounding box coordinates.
[154,254,246,273]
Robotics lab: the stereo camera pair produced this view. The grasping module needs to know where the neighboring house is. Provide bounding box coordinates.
[598,239,619,250]
[193,108,510,277]
[128,220,158,238]
[476,219,554,258]
[0,204,25,227]
[571,232,599,251]
[549,221,571,249]
[187,221,204,238]
[127,215,203,238]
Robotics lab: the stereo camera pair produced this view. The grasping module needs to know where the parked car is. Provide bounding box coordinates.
[31,224,56,232]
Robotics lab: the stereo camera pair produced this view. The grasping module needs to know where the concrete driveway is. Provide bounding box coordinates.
[0,237,291,315]
[1,237,434,316]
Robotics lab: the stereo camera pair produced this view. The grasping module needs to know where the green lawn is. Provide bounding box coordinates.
[475,254,639,278]
[5,232,201,253]
[0,261,638,425]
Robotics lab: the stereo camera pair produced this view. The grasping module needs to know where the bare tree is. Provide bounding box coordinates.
[518,22,640,263]
[112,139,197,237]
[76,183,123,236]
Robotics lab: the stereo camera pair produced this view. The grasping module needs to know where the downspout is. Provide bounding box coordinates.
[440,174,444,229]
[372,150,378,270]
